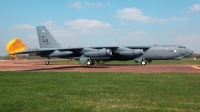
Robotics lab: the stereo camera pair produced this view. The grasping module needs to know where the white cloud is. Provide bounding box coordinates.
[69,1,83,9]
[116,8,154,22]
[158,19,168,23]
[64,19,111,34]
[65,19,111,29]
[116,8,169,23]
[116,7,190,23]
[119,21,126,25]
[70,1,101,9]
[52,29,78,38]
[189,4,200,11]
[43,20,53,26]
[85,2,101,7]
[170,17,189,21]
[13,24,34,30]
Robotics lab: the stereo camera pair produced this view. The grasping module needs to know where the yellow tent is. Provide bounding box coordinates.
[6,38,26,58]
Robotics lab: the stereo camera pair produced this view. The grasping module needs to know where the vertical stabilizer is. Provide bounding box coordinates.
[37,26,62,48]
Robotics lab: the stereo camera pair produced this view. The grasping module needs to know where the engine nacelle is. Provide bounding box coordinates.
[119,49,143,57]
[84,49,112,57]
[48,51,73,57]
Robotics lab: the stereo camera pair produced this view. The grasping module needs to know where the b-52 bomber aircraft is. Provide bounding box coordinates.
[10,26,194,65]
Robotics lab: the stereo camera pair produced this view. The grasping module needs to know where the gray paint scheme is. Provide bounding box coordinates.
[37,26,61,48]
[11,26,194,65]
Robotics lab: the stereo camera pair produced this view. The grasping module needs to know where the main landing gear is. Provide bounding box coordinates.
[141,60,147,65]
[45,58,50,65]
[45,60,50,65]
[87,60,95,65]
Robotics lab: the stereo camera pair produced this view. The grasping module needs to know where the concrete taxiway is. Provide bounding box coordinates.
[0,60,200,73]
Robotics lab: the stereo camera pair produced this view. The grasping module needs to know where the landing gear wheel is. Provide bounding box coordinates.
[45,61,50,65]
[87,60,95,65]
[91,60,95,65]
[141,60,147,66]
[87,60,91,65]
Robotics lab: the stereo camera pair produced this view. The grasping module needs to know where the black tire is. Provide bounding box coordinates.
[141,60,146,65]
[87,60,95,65]
[92,60,95,65]
[45,61,49,65]
[87,60,91,65]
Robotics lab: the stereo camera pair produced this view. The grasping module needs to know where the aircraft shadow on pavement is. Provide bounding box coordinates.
[23,65,109,71]
[102,64,140,66]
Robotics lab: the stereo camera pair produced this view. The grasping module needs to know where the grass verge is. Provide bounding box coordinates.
[0,72,200,112]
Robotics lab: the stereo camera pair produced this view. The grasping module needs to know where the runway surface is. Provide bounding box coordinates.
[0,60,200,73]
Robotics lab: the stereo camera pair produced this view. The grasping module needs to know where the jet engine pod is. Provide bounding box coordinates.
[119,49,143,57]
[84,49,112,57]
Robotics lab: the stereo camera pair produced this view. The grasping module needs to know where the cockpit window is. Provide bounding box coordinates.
[178,46,186,49]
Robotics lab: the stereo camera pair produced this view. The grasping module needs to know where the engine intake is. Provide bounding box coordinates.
[84,49,112,57]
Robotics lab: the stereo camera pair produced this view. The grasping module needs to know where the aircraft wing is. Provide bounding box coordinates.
[125,46,151,49]
[10,46,151,55]
[10,47,84,55]
[90,46,151,53]
[10,49,55,55]
[90,46,150,49]
[90,46,119,49]
[56,47,84,51]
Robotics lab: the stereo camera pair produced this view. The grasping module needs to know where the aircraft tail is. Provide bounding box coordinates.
[37,26,62,48]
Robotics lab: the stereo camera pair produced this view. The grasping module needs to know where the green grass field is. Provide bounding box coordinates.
[0,72,200,112]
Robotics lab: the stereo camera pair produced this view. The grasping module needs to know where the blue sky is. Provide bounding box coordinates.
[0,0,200,55]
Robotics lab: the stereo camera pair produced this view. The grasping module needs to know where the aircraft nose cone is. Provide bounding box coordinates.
[185,49,194,56]
[189,49,194,55]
